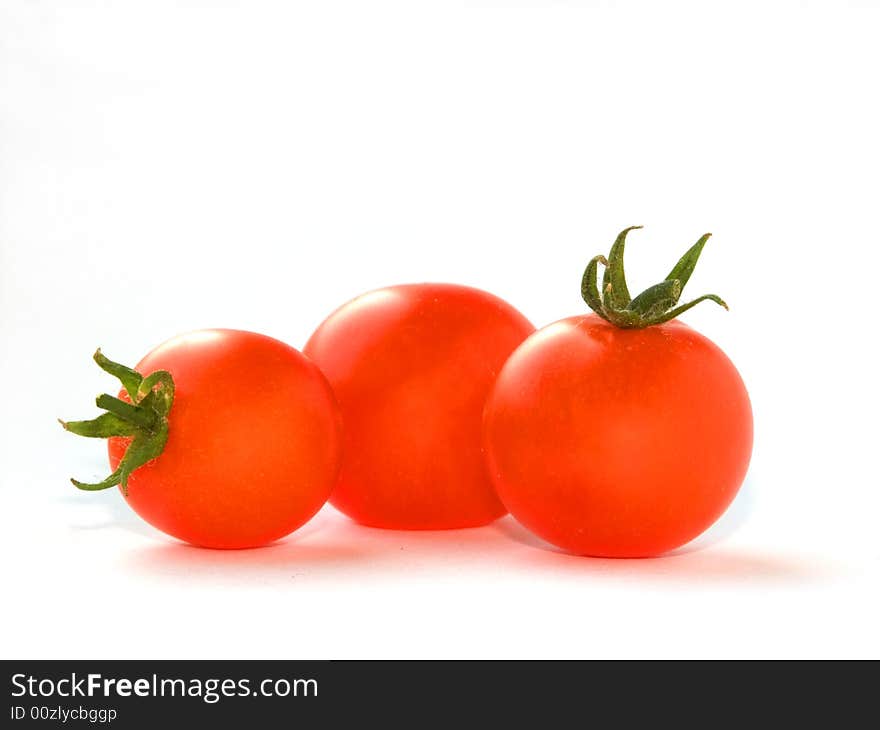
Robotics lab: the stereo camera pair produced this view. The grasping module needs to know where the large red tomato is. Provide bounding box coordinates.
[482,227,753,557]
[304,283,534,529]
[64,330,342,549]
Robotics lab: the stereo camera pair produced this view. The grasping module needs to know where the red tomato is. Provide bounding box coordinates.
[483,316,752,557]
[482,228,753,557]
[304,284,534,529]
[70,330,342,549]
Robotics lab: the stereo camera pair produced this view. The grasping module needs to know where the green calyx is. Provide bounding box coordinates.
[581,225,729,329]
[60,350,174,495]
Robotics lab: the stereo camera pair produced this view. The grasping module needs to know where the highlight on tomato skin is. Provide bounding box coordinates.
[62,329,344,549]
[481,227,754,558]
[304,283,535,530]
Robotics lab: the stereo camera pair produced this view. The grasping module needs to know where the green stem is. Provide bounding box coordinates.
[602,226,641,309]
[94,394,156,429]
[61,351,174,496]
[581,226,728,329]
[580,255,608,317]
[60,413,138,438]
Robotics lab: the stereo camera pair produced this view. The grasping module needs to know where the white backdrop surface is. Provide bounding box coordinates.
[1,1,878,659]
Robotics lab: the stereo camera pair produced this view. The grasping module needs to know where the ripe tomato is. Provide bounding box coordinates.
[65,330,342,549]
[482,227,753,557]
[304,284,534,529]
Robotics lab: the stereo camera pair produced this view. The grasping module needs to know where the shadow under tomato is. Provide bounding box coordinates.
[124,508,535,582]
[126,537,373,582]
[494,518,832,585]
[121,501,831,588]
[507,542,831,585]
[487,475,824,584]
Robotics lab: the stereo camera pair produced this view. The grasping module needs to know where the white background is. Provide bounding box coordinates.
[1,1,878,659]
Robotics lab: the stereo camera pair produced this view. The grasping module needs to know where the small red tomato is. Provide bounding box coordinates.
[305,284,535,529]
[63,330,342,549]
[483,227,753,557]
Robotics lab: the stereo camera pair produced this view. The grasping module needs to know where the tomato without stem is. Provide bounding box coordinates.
[66,330,342,549]
[305,284,535,530]
[482,227,753,557]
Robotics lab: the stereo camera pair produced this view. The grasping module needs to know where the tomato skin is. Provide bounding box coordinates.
[108,330,342,549]
[304,284,535,530]
[482,314,753,557]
